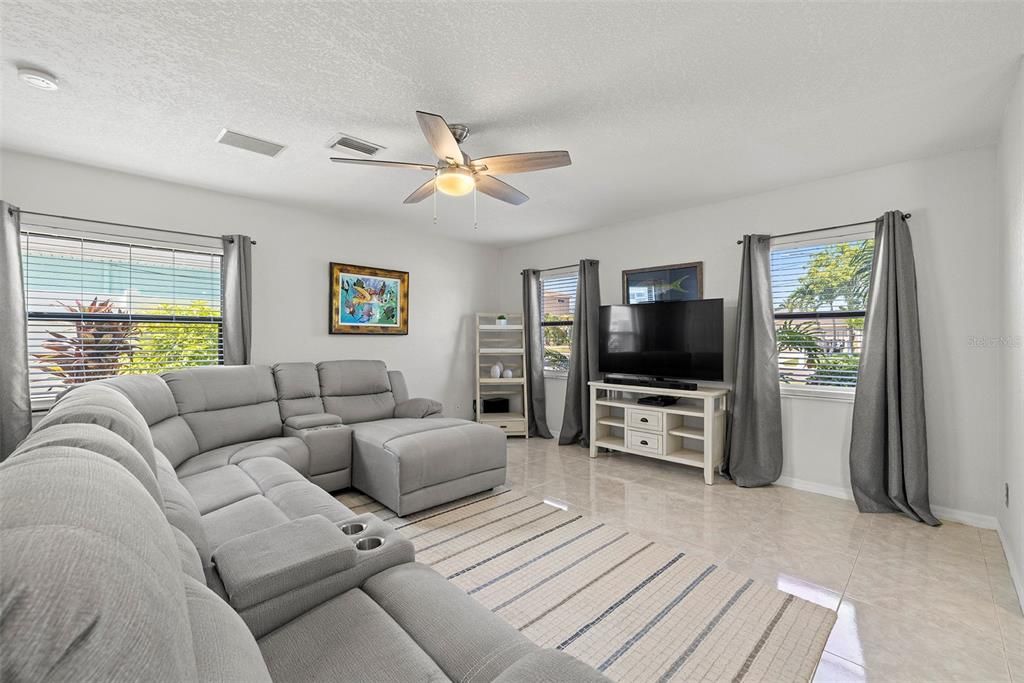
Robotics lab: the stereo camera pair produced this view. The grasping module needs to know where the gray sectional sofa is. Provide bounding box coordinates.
[113,359,507,516]
[0,361,608,682]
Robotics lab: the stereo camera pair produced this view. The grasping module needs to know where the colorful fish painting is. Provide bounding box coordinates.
[329,263,409,335]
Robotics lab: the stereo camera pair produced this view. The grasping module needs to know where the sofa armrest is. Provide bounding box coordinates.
[213,515,357,610]
[284,413,344,429]
[234,513,416,638]
[393,397,443,419]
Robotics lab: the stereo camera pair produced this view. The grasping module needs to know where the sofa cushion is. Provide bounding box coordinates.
[363,562,536,683]
[149,415,201,467]
[351,419,506,494]
[0,449,199,682]
[184,575,272,683]
[257,587,449,683]
[14,423,163,506]
[154,449,213,567]
[180,465,262,515]
[203,495,292,554]
[273,362,325,419]
[36,384,159,476]
[98,374,177,426]
[175,437,310,478]
[318,360,397,424]
[164,365,283,451]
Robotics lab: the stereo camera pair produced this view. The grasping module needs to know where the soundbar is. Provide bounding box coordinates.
[604,375,698,392]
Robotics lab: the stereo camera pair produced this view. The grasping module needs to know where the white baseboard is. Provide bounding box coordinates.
[774,477,998,529]
[775,476,853,502]
[997,522,1024,614]
[930,505,998,529]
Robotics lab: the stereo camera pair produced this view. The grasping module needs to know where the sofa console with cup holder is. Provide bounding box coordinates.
[0,366,608,682]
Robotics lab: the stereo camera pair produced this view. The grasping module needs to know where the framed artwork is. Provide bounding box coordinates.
[329,262,409,335]
[622,261,703,304]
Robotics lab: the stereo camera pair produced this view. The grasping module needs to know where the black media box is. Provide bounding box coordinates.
[482,397,510,413]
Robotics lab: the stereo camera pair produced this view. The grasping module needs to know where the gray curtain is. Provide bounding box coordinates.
[725,235,783,486]
[221,234,253,365]
[1,203,31,460]
[522,269,552,438]
[850,211,939,525]
[559,259,600,446]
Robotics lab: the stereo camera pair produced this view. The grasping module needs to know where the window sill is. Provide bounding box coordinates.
[780,385,856,403]
[544,372,569,381]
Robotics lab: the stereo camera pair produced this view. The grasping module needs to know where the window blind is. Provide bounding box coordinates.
[22,231,223,406]
[540,269,578,374]
[770,233,874,388]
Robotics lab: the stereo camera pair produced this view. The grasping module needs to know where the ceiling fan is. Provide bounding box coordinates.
[330,111,571,206]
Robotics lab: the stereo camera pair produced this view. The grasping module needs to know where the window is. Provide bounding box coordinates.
[540,268,578,376]
[22,230,223,407]
[771,233,874,388]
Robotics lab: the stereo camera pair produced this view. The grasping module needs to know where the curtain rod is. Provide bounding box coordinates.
[18,209,258,245]
[734,214,910,245]
[520,263,581,275]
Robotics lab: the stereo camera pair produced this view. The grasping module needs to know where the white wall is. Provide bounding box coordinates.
[498,146,1004,523]
[997,59,1024,602]
[0,149,500,419]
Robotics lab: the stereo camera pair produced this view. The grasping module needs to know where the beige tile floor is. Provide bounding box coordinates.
[506,438,1023,682]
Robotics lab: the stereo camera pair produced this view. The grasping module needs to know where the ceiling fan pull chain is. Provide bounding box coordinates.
[433,169,438,224]
[474,184,478,230]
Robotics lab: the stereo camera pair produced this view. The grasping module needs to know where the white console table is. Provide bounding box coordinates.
[588,381,730,485]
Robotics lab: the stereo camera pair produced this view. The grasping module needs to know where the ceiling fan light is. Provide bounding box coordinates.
[435,167,475,196]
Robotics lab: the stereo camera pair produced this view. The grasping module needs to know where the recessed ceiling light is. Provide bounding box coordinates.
[18,67,59,91]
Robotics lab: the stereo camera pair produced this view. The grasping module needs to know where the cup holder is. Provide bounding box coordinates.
[355,536,385,551]
[340,522,367,536]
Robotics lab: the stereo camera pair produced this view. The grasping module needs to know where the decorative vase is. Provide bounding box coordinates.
[502,369,513,379]
[496,318,508,326]
[490,363,503,378]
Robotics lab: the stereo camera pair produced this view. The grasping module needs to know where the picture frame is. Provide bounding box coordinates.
[622,261,703,304]
[329,262,409,335]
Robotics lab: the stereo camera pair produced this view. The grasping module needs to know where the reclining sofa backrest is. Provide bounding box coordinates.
[0,384,272,681]
[92,360,413,472]
[163,365,282,454]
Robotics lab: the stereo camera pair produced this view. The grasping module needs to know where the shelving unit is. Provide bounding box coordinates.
[475,313,528,438]
[589,381,729,484]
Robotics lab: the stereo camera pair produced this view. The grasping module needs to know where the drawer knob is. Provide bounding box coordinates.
[640,439,648,446]
[640,417,649,423]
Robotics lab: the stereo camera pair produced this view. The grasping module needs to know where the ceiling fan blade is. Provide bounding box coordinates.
[403,177,436,204]
[472,151,571,175]
[416,111,465,164]
[330,157,436,171]
[475,175,529,205]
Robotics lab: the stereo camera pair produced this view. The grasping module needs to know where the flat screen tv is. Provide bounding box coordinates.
[598,299,724,381]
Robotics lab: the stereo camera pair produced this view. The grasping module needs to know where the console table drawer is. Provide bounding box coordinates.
[627,430,662,454]
[627,408,663,431]
[490,419,526,434]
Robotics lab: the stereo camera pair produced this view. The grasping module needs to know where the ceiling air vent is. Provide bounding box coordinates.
[327,133,385,157]
[216,129,286,157]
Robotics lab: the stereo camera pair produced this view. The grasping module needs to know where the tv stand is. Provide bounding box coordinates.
[589,380,729,485]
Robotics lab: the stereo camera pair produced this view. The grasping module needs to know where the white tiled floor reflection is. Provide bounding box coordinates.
[506,438,1023,682]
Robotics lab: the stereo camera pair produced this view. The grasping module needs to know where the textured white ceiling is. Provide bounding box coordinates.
[1,1,1022,245]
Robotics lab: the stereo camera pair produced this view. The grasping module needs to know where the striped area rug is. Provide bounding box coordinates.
[337,489,836,682]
